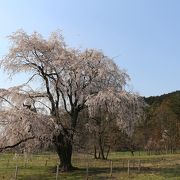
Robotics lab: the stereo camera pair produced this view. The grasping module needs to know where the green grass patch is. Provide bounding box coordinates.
[0,152,179,179]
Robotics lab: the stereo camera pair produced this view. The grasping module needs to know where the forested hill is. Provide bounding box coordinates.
[144,90,180,116]
[135,91,180,152]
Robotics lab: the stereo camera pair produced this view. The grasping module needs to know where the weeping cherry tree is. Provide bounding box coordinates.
[0,30,145,171]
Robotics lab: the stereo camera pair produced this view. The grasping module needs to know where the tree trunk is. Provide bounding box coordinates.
[105,145,110,159]
[53,132,74,171]
[98,137,105,160]
[130,150,134,156]
[94,145,98,159]
[53,109,79,171]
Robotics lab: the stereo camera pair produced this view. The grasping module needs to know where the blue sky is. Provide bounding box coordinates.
[0,0,180,97]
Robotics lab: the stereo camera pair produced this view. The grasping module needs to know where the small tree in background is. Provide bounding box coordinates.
[86,90,144,159]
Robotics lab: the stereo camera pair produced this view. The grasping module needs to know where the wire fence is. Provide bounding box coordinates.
[0,153,179,179]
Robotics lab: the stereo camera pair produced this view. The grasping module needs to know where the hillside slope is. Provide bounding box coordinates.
[133,91,180,152]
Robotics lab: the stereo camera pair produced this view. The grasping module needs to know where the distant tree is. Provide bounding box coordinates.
[0,30,144,171]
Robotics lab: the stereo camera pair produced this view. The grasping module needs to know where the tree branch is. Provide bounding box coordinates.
[0,136,35,152]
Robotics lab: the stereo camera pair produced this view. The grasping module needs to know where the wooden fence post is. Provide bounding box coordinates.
[110,161,113,177]
[86,161,89,180]
[127,160,130,175]
[55,164,59,180]
[14,165,18,180]
[45,160,48,166]
[138,160,141,172]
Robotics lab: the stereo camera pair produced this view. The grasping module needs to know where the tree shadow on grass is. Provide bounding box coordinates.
[17,165,180,180]
[78,166,180,180]
[153,165,180,179]
[133,166,180,179]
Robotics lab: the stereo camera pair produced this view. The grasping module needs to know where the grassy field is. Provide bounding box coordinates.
[0,151,179,180]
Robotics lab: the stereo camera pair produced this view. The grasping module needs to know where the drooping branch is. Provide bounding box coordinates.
[0,95,19,109]
[0,136,35,152]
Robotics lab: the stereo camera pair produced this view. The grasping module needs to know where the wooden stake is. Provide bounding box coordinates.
[14,165,18,180]
[86,162,89,180]
[110,161,113,177]
[127,160,130,175]
[138,160,141,172]
[45,160,48,166]
[55,164,59,180]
